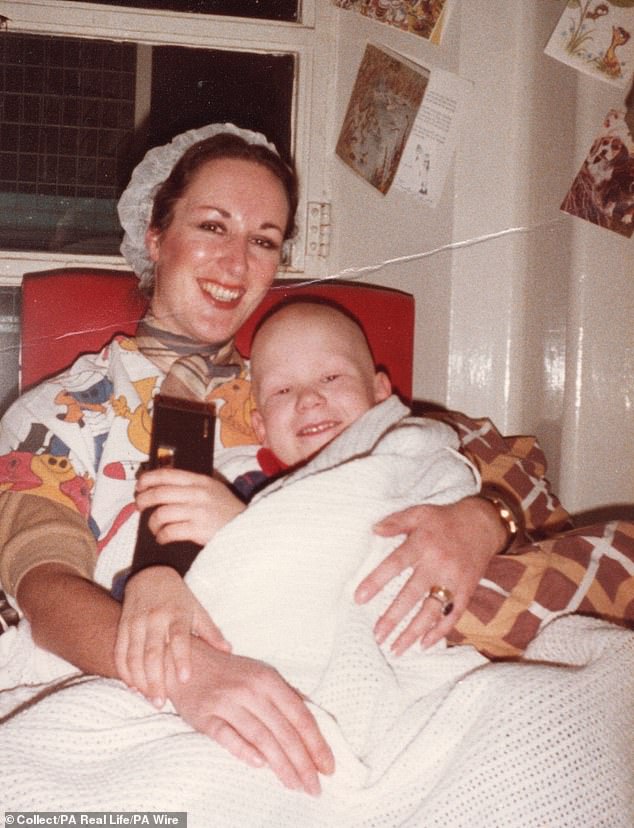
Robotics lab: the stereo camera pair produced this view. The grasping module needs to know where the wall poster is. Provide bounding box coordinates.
[545,0,634,89]
[561,107,634,237]
[336,44,429,194]
[332,0,453,43]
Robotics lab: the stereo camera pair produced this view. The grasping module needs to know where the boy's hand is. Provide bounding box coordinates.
[114,565,231,708]
[135,468,245,547]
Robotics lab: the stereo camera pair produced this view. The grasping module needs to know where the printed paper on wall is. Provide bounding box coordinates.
[393,68,472,207]
[561,107,634,237]
[545,0,634,89]
[336,44,430,194]
[331,0,454,44]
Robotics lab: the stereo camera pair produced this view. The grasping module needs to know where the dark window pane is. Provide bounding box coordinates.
[0,33,136,254]
[79,0,298,21]
[149,46,294,162]
[0,32,295,256]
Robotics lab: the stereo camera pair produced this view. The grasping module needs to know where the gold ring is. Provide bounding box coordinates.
[427,585,455,617]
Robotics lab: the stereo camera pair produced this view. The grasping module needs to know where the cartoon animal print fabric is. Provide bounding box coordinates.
[0,334,260,600]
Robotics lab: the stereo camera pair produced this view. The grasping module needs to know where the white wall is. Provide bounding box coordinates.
[328,0,634,518]
[561,85,634,518]
[325,5,462,404]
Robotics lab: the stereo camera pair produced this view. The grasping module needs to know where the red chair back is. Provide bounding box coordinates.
[20,268,414,401]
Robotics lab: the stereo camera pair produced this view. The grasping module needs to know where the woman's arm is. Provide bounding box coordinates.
[115,564,231,707]
[114,468,245,702]
[356,408,569,654]
[17,562,122,676]
[17,561,334,795]
[165,636,334,796]
[0,491,97,601]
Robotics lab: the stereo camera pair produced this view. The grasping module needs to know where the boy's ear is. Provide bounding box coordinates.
[373,370,392,403]
[251,409,268,446]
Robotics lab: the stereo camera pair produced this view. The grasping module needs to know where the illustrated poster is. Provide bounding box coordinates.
[545,0,634,89]
[331,0,453,44]
[561,107,634,237]
[336,44,429,195]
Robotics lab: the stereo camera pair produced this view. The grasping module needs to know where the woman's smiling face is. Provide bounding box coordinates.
[146,157,290,344]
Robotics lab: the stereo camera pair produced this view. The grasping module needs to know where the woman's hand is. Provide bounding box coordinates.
[354,496,506,654]
[115,565,231,708]
[168,638,335,796]
[135,468,245,546]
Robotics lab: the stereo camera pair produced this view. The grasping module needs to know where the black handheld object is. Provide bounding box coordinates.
[130,395,215,577]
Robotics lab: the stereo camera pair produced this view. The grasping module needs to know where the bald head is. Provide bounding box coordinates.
[250,301,391,466]
[252,302,376,390]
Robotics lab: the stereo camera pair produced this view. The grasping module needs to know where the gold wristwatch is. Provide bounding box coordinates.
[480,486,524,555]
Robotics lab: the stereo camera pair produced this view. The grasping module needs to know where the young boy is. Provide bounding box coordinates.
[116,300,478,704]
[118,301,634,710]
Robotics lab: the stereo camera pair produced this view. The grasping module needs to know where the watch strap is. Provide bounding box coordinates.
[480,486,524,554]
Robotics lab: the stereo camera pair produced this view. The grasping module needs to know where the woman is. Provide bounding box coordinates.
[0,123,508,795]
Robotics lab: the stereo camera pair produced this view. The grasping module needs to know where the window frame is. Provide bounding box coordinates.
[0,0,332,285]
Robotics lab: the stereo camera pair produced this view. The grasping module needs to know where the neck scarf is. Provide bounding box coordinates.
[136,314,245,401]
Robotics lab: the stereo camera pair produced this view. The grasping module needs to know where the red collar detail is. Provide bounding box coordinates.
[256,447,288,477]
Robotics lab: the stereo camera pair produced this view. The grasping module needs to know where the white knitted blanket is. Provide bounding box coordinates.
[186,396,479,693]
[1,618,632,826]
[1,399,633,825]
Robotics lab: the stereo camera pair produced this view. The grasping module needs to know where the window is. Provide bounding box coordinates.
[0,32,294,258]
[80,0,299,22]
[148,46,294,158]
[0,0,333,283]
[0,33,136,256]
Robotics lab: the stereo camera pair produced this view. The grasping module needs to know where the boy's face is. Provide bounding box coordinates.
[251,305,391,467]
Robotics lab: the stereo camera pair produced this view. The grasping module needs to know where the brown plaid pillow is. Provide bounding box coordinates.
[428,410,572,537]
[450,520,634,658]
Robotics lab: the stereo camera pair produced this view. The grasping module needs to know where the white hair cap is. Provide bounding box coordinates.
[117,122,279,287]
